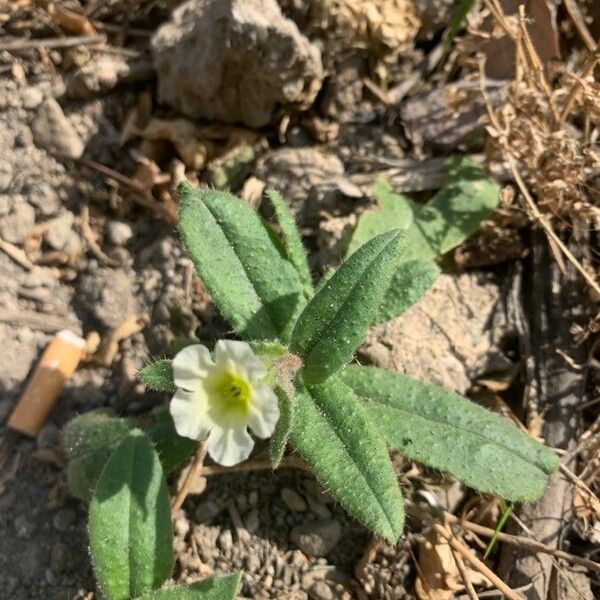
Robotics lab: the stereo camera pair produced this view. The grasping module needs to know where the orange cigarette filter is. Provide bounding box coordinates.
[8,329,85,437]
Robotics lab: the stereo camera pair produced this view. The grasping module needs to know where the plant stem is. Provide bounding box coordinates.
[171,440,208,518]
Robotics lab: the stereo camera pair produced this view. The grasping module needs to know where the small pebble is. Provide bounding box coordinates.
[281,487,307,512]
[290,519,342,557]
[52,508,77,532]
[50,542,71,573]
[22,87,44,109]
[245,553,261,573]
[310,581,333,600]
[26,182,61,216]
[236,493,248,512]
[218,529,233,552]
[0,198,34,244]
[107,220,133,246]
[174,517,190,538]
[306,494,332,519]
[0,161,13,192]
[44,211,74,250]
[31,98,84,158]
[15,514,34,539]
[244,508,260,534]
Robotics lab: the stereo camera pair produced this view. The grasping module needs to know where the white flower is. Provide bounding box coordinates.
[169,340,279,466]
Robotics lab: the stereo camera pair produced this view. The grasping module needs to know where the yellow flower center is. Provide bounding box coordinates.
[209,370,252,420]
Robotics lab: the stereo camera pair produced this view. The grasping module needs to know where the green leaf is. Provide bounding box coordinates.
[290,377,404,540]
[145,410,197,474]
[375,260,440,324]
[291,229,406,383]
[89,430,174,600]
[270,387,295,468]
[347,179,414,257]
[63,410,135,501]
[347,157,500,262]
[64,409,196,501]
[266,189,313,298]
[178,183,304,342]
[342,365,559,501]
[135,573,241,600]
[138,360,175,393]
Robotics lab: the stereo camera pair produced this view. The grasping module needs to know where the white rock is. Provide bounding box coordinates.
[31,98,84,159]
[44,210,74,250]
[107,220,133,246]
[151,0,323,127]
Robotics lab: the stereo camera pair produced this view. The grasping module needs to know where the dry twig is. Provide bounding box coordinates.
[431,523,524,600]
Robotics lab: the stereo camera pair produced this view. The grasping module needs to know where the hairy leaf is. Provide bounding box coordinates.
[138,360,175,393]
[178,183,304,342]
[347,157,499,262]
[63,410,135,501]
[89,430,174,600]
[266,189,313,297]
[342,365,558,501]
[291,229,406,383]
[135,573,241,600]
[376,260,440,324]
[64,409,195,501]
[347,180,413,257]
[290,377,404,540]
[270,387,294,469]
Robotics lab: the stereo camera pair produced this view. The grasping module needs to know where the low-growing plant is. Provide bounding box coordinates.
[64,163,558,599]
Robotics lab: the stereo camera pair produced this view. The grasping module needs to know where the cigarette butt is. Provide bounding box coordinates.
[8,329,85,437]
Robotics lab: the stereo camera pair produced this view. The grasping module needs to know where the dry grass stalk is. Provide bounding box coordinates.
[477,2,600,296]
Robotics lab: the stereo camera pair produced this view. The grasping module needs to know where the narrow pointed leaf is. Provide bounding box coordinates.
[138,360,175,393]
[178,183,304,342]
[89,430,174,600]
[135,573,241,600]
[270,387,294,468]
[290,377,404,540]
[376,260,440,324]
[291,229,406,383]
[266,189,313,297]
[347,157,499,262]
[342,365,558,501]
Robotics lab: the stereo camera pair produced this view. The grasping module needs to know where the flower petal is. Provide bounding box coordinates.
[248,383,280,438]
[207,425,254,466]
[215,339,266,381]
[170,388,213,440]
[172,344,215,391]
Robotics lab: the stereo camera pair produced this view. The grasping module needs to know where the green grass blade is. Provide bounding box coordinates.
[178,183,304,342]
[266,189,313,297]
[484,502,513,559]
[342,365,558,501]
[89,430,174,600]
[291,229,406,383]
[290,377,404,540]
